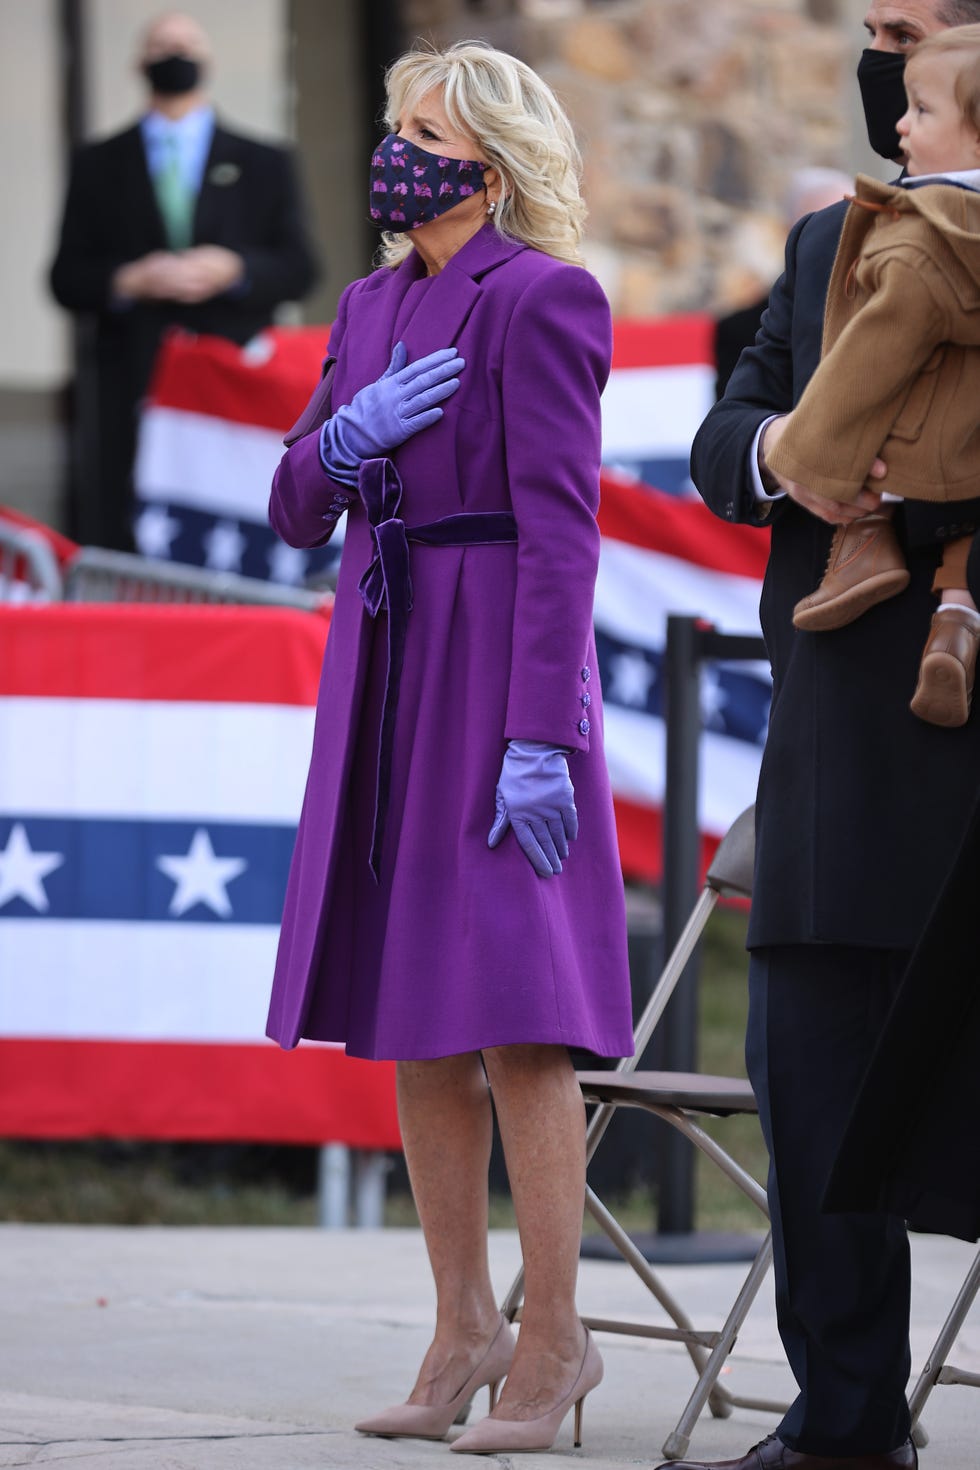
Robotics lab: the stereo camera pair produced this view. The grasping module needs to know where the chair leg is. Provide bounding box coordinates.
[499,1261,526,1325]
[661,1232,777,1461]
[908,1248,980,1430]
[583,1186,716,1380]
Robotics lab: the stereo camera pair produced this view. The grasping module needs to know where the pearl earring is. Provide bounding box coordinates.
[487,199,497,218]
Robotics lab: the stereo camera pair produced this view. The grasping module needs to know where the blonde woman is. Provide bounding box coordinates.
[266,41,633,1454]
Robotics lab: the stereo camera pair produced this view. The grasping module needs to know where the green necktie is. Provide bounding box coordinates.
[154,135,195,250]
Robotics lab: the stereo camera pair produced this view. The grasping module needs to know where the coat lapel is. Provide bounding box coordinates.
[123,125,168,250]
[340,225,527,394]
[399,224,526,362]
[193,125,237,245]
[340,252,427,393]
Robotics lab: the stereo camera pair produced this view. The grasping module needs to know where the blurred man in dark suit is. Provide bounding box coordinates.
[713,168,852,400]
[50,9,320,550]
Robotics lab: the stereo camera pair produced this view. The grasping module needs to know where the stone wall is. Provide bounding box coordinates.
[398,0,853,315]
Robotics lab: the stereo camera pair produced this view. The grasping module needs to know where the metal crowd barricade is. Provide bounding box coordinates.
[0,523,64,603]
[64,546,328,611]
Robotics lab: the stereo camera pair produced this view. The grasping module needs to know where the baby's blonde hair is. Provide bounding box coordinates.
[378,40,586,268]
[908,23,980,135]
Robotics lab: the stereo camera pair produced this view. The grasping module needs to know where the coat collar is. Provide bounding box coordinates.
[120,124,168,248]
[440,220,528,281]
[400,224,527,362]
[349,224,528,386]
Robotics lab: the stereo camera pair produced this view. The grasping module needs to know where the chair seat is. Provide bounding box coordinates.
[577,1070,758,1117]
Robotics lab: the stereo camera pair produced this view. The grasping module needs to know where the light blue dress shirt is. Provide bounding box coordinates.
[140,105,216,193]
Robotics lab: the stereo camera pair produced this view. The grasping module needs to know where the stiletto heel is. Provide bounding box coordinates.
[450,1327,603,1454]
[354,1315,516,1441]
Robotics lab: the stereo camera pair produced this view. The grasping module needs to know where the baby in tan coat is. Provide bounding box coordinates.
[768,25,980,727]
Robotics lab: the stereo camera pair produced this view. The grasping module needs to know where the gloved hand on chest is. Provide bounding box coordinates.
[319,340,464,484]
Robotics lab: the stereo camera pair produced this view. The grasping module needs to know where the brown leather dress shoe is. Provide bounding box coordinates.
[655,1431,918,1469]
[793,514,910,632]
[910,605,980,727]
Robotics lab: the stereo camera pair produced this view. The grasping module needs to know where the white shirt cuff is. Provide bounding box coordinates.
[750,416,786,502]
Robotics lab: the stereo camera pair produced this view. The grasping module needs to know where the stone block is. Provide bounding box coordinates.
[560,15,639,83]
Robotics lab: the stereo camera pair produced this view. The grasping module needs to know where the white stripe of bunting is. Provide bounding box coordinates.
[0,920,279,1043]
[601,364,715,460]
[0,699,314,821]
[135,407,285,522]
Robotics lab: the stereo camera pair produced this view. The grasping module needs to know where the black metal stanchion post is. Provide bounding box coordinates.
[657,614,704,1235]
[582,615,767,1265]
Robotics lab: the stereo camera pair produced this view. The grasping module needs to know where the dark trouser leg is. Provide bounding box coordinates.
[745,945,912,1457]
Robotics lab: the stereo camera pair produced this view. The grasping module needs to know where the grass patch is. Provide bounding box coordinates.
[0,1141,318,1226]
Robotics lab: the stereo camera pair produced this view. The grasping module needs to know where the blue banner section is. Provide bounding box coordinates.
[601,456,694,499]
[594,628,770,747]
[0,817,295,923]
[132,500,343,586]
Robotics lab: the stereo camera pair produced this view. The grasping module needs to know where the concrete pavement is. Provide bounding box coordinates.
[0,1225,976,1468]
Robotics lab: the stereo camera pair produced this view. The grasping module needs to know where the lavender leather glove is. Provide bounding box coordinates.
[319,341,464,485]
[488,739,578,878]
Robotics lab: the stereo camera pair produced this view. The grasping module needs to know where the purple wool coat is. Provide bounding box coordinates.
[265,223,634,1061]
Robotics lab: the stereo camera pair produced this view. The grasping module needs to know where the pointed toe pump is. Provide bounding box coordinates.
[354,1314,516,1441]
[450,1327,603,1454]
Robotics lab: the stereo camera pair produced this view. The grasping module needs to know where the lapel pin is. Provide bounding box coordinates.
[208,162,241,186]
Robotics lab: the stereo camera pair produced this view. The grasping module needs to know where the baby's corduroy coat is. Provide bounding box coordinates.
[768,172,980,504]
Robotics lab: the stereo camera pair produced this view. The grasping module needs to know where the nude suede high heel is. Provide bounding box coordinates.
[450,1327,603,1454]
[354,1315,516,1441]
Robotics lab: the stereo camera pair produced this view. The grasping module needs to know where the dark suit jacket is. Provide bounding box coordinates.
[713,294,767,400]
[50,119,320,547]
[691,201,980,952]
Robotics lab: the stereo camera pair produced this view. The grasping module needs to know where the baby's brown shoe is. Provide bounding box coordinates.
[910,606,980,727]
[793,514,910,632]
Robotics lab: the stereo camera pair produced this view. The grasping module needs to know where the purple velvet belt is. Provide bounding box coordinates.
[356,457,518,880]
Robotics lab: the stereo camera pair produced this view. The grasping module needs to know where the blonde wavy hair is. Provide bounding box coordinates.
[377,40,587,268]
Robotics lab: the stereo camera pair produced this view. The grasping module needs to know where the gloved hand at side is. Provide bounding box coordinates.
[488,739,578,877]
[319,341,464,484]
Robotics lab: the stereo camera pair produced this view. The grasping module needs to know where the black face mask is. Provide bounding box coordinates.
[857,49,908,161]
[144,55,201,96]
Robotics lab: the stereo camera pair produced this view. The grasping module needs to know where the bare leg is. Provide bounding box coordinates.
[397,1053,502,1406]
[932,535,975,609]
[482,1042,588,1419]
[936,588,978,611]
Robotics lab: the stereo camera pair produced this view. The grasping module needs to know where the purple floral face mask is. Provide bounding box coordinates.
[369,134,487,231]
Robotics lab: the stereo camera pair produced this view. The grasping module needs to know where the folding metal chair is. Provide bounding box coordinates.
[909,1247,980,1439]
[500,805,785,1461]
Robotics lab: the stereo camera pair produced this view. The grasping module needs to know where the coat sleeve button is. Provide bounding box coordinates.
[578,717,591,736]
[581,666,591,683]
